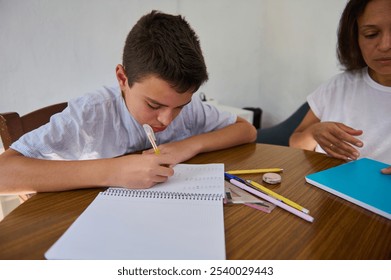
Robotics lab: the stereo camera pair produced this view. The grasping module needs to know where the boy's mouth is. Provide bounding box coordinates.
[152,126,166,133]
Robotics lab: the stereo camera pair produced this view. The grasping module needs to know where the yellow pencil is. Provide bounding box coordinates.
[246,179,310,214]
[227,168,283,175]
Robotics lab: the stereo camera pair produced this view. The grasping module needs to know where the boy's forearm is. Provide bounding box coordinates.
[0,149,112,194]
[0,149,176,194]
[187,119,257,154]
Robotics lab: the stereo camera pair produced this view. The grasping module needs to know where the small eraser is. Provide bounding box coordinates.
[262,173,281,184]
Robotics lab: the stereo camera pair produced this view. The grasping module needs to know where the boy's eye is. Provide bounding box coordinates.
[147,103,160,110]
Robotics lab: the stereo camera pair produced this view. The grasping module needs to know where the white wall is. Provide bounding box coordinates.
[0,0,347,129]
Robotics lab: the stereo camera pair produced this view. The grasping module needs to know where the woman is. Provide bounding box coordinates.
[290,0,391,174]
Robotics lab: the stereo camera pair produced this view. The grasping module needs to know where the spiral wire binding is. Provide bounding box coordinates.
[101,188,223,201]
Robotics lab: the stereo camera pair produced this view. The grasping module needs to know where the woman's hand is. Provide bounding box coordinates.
[381,166,391,175]
[311,122,364,161]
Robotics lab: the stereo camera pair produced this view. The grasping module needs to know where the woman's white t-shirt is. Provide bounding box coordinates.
[307,67,391,164]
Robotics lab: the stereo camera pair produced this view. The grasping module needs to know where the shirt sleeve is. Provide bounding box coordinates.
[187,95,237,135]
[307,85,326,120]
[10,97,99,160]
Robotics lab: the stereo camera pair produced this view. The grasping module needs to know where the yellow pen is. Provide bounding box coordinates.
[226,168,283,175]
[246,179,310,214]
[143,124,160,155]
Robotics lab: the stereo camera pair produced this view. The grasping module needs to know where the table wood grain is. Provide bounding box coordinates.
[0,143,390,259]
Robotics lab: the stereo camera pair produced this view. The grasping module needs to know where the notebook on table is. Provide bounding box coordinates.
[45,164,226,260]
[305,158,391,220]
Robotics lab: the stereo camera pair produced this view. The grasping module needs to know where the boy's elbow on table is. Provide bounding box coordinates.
[223,122,256,144]
[238,117,257,143]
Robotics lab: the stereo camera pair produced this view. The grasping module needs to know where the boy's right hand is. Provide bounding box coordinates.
[107,153,175,189]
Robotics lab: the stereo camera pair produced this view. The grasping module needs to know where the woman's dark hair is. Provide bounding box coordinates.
[337,0,370,70]
[122,10,208,93]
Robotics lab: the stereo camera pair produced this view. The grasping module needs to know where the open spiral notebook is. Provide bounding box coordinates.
[45,164,226,260]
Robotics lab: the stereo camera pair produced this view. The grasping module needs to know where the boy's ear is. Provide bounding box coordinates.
[116,64,128,90]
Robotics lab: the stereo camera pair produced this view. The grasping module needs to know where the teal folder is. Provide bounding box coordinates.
[305,158,391,220]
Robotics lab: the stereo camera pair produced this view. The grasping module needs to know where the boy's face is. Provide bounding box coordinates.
[117,65,193,133]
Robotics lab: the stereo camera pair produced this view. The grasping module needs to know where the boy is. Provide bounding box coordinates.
[0,11,257,194]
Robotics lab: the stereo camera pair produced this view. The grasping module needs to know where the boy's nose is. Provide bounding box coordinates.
[157,110,174,126]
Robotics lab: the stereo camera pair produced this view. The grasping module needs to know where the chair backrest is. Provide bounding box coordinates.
[0,102,68,150]
[256,102,310,146]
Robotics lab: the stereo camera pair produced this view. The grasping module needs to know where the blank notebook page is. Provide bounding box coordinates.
[45,164,226,260]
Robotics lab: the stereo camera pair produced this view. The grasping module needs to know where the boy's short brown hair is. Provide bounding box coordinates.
[122,10,208,93]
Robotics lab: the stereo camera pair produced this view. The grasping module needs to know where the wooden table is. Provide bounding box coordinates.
[0,143,390,259]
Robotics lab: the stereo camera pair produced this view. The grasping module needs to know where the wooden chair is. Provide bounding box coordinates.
[0,102,68,201]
